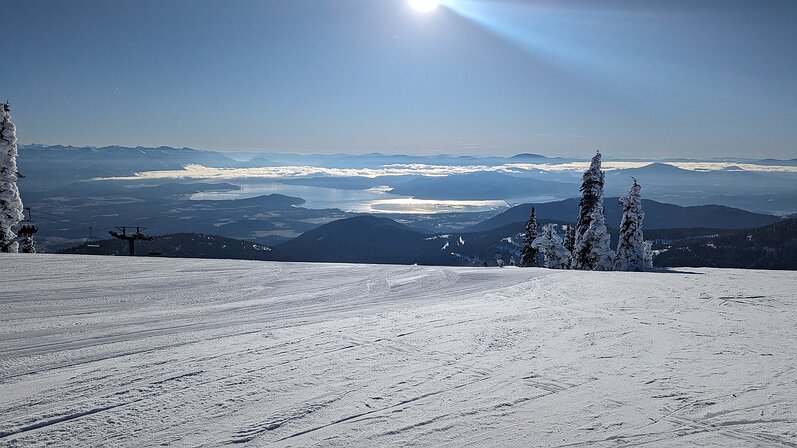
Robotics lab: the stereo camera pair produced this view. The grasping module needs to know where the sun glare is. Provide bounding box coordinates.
[409,0,439,13]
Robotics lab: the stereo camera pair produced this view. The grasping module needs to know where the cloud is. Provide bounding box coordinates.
[98,161,797,182]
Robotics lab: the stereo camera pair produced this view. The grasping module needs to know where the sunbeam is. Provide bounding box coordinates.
[437,0,688,97]
[441,1,618,76]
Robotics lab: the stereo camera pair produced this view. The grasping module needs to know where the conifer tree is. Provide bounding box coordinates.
[614,178,646,271]
[563,224,575,268]
[578,207,614,270]
[0,102,23,253]
[532,224,570,269]
[643,241,654,269]
[573,151,613,270]
[519,207,539,267]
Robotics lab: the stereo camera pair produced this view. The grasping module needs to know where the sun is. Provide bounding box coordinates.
[409,0,439,12]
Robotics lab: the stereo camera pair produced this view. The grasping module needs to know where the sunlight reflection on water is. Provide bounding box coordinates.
[190,181,514,214]
[366,198,509,214]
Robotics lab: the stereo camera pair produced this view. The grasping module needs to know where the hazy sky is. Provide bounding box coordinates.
[2,0,795,158]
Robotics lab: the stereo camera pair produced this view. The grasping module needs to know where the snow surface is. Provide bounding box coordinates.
[1,255,795,447]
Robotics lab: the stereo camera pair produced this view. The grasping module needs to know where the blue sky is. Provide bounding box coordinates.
[2,0,795,158]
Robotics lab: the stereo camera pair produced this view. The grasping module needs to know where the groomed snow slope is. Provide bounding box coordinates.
[1,255,795,447]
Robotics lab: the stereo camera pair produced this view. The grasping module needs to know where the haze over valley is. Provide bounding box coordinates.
[18,145,797,252]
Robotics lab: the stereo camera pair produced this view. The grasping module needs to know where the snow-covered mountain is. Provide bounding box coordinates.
[1,255,794,446]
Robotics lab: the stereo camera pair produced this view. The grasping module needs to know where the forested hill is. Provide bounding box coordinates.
[60,233,283,261]
[469,198,781,232]
[655,217,797,270]
[60,217,797,270]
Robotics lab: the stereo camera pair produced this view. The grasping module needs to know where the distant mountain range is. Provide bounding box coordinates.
[17,144,797,214]
[270,197,787,266]
[18,145,248,191]
[606,162,796,193]
[62,212,796,270]
[468,198,781,232]
[17,145,797,256]
[267,211,791,268]
[602,163,797,214]
[62,217,544,266]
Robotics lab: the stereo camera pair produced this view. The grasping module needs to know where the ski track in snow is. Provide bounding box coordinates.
[0,255,795,447]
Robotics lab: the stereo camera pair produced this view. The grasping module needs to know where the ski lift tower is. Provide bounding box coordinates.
[109,226,154,256]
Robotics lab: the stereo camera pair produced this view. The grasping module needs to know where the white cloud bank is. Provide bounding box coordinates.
[100,161,797,181]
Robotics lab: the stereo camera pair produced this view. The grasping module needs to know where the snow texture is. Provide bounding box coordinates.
[531,224,570,269]
[614,179,646,271]
[1,255,795,447]
[0,103,23,253]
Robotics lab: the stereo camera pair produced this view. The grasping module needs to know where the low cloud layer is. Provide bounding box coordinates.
[100,161,797,181]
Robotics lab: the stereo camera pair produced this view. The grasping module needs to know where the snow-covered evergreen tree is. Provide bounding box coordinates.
[577,208,614,270]
[0,102,23,253]
[643,241,654,269]
[563,224,575,268]
[573,151,613,270]
[614,178,646,271]
[532,224,570,269]
[519,207,539,267]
